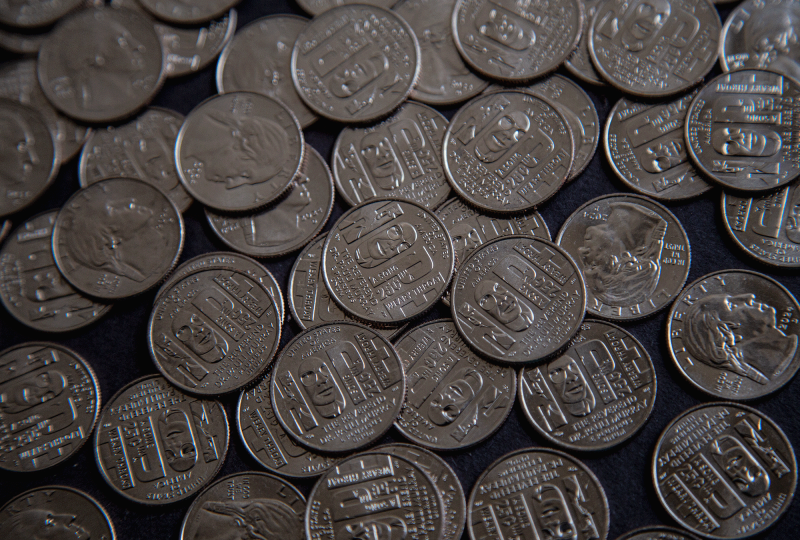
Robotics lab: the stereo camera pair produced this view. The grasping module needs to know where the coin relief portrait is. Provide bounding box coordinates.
[189,498,301,540]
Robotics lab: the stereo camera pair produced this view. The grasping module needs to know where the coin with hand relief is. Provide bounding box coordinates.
[137,0,238,25]
[613,526,702,540]
[564,0,607,86]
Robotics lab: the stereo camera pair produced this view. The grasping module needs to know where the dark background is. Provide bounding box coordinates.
[1,1,798,539]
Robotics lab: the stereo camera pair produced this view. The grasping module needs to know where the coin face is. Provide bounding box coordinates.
[137,0,238,24]
[564,0,607,86]
[0,24,48,54]
[452,0,584,83]
[685,69,800,192]
[94,375,229,504]
[296,0,398,16]
[451,236,586,364]
[291,5,420,123]
[519,319,656,451]
[394,319,516,450]
[0,0,83,28]
[332,101,451,209]
[270,323,406,453]
[653,402,797,538]
[443,91,573,214]
[175,92,304,212]
[556,193,690,321]
[157,9,237,78]
[614,526,702,540]
[323,199,455,324]
[468,448,610,540]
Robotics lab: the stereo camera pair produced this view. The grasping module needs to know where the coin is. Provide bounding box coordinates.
[291,4,420,123]
[157,9,236,78]
[137,0,238,25]
[556,193,690,321]
[564,0,607,86]
[295,0,398,17]
[443,90,573,214]
[332,101,451,209]
[451,235,586,364]
[175,92,304,212]
[94,374,229,504]
[205,144,334,258]
[0,220,9,245]
[0,0,83,28]
[614,526,702,540]
[0,486,115,539]
[0,24,48,54]
[0,342,100,471]
[667,269,800,400]
[0,211,111,332]
[452,0,584,83]
[270,322,405,453]
[721,179,800,267]
[216,14,317,128]
[394,319,516,450]
[519,319,656,451]
[323,198,455,325]
[37,7,165,123]
[588,0,721,98]
[468,448,610,540]
[685,69,800,192]
[653,402,797,538]
[180,471,306,540]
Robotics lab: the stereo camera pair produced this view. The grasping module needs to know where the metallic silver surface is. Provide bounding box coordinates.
[564,0,607,86]
[157,9,236,78]
[296,0,398,16]
[613,526,702,540]
[137,0,238,25]
[0,0,83,28]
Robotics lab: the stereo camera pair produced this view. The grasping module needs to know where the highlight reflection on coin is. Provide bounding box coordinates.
[156,9,237,78]
[564,0,607,86]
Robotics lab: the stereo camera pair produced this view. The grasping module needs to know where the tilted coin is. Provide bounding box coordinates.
[564,0,607,86]
[519,319,656,452]
[468,448,610,540]
[137,0,238,24]
[270,322,406,453]
[175,92,304,212]
[451,236,586,364]
[0,220,9,245]
[94,374,229,504]
[614,526,702,540]
[323,198,455,325]
[0,0,83,28]
[556,193,690,321]
[685,69,800,192]
[667,269,800,400]
[180,471,305,540]
[0,343,100,471]
[443,90,574,214]
[588,0,721,98]
[653,402,797,538]
[296,0,398,16]
[332,101,451,209]
[394,319,516,450]
[291,5,420,123]
[452,0,584,83]
[216,14,317,128]
[156,9,236,78]
[205,144,335,258]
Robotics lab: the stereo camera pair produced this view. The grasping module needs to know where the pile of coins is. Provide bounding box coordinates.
[0,0,799,539]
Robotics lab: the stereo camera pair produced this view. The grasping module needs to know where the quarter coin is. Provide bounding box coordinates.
[564,0,607,86]
[614,526,702,540]
[156,9,237,78]
[0,0,83,28]
[137,0,239,25]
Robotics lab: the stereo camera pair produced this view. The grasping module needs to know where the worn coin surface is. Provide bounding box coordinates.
[175,92,304,212]
[468,448,610,540]
[653,402,797,538]
[667,269,800,400]
[564,0,606,86]
[614,526,702,540]
[333,101,450,209]
[137,0,238,24]
[296,0,398,16]
[270,322,406,453]
[394,319,516,450]
[556,193,690,321]
[443,90,573,214]
[685,69,800,192]
[291,4,420,123]
[323,198,455,325]
[157,9,236,78]
[605,91,712,201]
[519,319,656,452]
[0,0,83,28]
[0,343,100,472]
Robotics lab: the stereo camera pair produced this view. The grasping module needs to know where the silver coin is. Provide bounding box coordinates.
[0,24,48,54]
[157,9,236,78]
[270,322,406,453]
[588,0,721,98]
[175,92,304,213]
[0,0,83,28]
[0,220,9,245]
[180,471,306,540]
[519,319,656,452]
[653,402,797,538]
[52,177,184,299]
[556,193,690,321]
[394,318,516,450]
[0,342,100,471]
[37,7,165,123]
[205,144,335,258]
[332,101,451,209]
[291,4,420,123]
[452,0,584,83]
[296,0,398,17]
[137,0,238,25]
[604,91,712,201]
[667,269,800,400]
[685,69,800,192]
[468,448,610,540]
[614,526,702,540]
[323,198,455,325]
[564,0,607,86]
[216,14,317,128]
[443,90,574,214]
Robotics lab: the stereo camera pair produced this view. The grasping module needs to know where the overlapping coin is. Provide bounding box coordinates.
[137,0,238,25]
[614,526,702,540]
